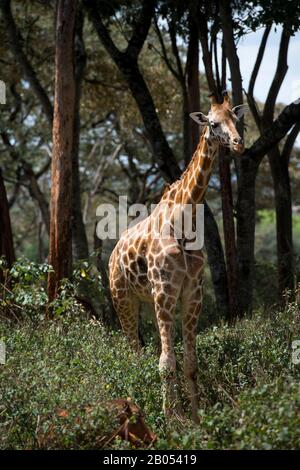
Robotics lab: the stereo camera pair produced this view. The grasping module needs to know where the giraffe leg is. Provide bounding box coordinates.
[109,261,140,348]
[113,291,140,349]
[152,284,182,421]
[181,276,203,423]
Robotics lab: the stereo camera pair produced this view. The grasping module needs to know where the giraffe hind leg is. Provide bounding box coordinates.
[114,292,140,349]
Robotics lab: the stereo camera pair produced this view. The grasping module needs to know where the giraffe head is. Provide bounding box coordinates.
[190,91,246,154]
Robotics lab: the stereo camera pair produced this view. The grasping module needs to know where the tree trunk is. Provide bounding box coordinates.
[236,156,258,314]
[122,58,181,182]
[22,162,50,234]
[182,86,192,166]
[93,225,119,328]
[0,168,15,280]
[218,151,240,321]
[268,147,294,298]
[219,1,244,111]
[204,201,229,318]
[72,9,89,260]
[186,15,200,157]
[48,0,77,306]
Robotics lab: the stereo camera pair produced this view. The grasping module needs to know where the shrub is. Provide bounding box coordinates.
[0,271,300,449]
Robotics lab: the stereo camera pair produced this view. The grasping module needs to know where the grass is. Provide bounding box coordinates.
[1,293,300,449]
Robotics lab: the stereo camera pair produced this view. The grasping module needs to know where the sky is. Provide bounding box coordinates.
[236,26,300,104]
[200,26,300,105]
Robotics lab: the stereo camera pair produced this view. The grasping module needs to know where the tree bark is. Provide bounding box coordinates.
[262,30,294,300]
[72,8,89,260]
[218,150,240,321]
[204,201,229,318]
[22,162,50,234]
[48,0,77,306]
[236,156,258,315]
[219,1,243,110]
[93,224,119,328]
[2,0,89,261]
[0,168,15,279]
[186,14,200,157]
[237,99,300,312]
[268,147,294,297]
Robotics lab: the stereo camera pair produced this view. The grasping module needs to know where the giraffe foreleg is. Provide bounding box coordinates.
[151,282,183,421]
[181,275,203,423]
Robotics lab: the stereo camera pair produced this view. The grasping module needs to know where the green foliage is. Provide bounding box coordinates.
[160,378,300,449]
[0,318,162,449]
[0,258,105,320]
[0,288,299,449]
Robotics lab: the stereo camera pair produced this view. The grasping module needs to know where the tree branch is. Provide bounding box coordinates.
[263,28,290,123]
[83,0,123,64]
[246,24,271,129]
[248,25,271,99]
[219,0,243,108]
[245,99,300,164]
[198,10,219,98]
[0,0,53,124]
[0,130,50,233]
[168,15,184,82]
[125,0,156,59]
[153,16,180,80]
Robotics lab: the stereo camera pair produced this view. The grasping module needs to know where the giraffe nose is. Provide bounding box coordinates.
[233,137,243,145]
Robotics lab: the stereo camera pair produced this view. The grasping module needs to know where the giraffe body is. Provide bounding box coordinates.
[109,93,245,422]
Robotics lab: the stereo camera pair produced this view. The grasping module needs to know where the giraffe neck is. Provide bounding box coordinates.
[177,127,218,206]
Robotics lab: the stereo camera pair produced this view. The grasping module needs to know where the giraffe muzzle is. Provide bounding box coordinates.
[232,137,244,154]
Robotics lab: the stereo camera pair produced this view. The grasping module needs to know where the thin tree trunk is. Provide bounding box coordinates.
[236,157,258,315]
[93,224,119,328]
[186,15,200,157]
[218,150,240,321]
[219,1,244,111]
[48,0,77,306]
[268,147,294,297]
[0,168,15,280]
[72,8,89,260]
[22,162,50,234]
[204,201,229,318]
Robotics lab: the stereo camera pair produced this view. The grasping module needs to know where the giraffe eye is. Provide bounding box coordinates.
[211,122,218,128]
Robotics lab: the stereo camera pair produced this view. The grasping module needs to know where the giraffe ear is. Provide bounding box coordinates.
[189,112,209,126]
[232,104,247,120]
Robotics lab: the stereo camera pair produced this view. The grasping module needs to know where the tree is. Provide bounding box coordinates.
[198,0,300,313]
[246,26,299,299]
[47,0,77,306]
[0,167,15,282]
[0,0,90,261]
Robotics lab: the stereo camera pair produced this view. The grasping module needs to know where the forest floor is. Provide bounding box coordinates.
[1,293,300,450]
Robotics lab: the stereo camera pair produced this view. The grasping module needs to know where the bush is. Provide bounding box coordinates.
[0,258,104,321]
[159,378,300,449]
[0,274,300,449]
[0,318,163,449]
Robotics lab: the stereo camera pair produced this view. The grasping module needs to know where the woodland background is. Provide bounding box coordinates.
[0,0,300,450]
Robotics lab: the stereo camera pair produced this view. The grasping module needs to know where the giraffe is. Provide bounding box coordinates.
[109,92,246,423]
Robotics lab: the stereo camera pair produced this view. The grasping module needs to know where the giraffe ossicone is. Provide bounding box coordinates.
[109,92,245,423]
